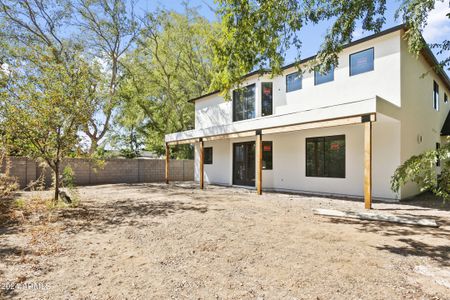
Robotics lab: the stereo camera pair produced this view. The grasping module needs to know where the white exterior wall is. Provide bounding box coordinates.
[399,39,450,198]
[194,31,401,130]
[184,27,450,201]
[279,31,401,113]
[195,117,400,200]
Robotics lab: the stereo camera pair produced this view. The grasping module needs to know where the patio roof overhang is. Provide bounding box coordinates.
[165,95,400,210]
[165,96,400,145]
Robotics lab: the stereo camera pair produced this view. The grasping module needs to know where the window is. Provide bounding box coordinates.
[306,135,345,178]
[433,81,439,111]
[350,48,374,76]
[436,143,441,167]
[261,82,273,116]
[314,66,334,85]
[204,147,213,164]
[286,72,302,92]
[233,84,256,121]
[445,93,448,104]
[262,141,273,170]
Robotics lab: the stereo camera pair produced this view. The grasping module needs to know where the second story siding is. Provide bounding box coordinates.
[195,29,403,130]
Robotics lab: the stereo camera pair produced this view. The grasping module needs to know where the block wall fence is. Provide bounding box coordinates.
[1,157,194,189]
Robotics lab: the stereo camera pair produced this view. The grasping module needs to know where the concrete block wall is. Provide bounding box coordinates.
[1,157,194,189]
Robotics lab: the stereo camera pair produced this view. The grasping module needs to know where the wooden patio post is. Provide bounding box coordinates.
[199,139,204,189]
[256,131,262,195]
[165,143,170,184]
[364,121,372,209]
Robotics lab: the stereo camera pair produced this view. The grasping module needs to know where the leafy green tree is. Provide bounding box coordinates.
[118,8,218,158]
[391,142,450,202]
[1,47,96,201]
[0,0,98,201]
[212,0,448,95]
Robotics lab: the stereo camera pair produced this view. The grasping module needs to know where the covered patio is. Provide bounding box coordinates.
[165,96,401,209]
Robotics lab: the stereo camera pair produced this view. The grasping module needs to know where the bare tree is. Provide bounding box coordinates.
[75,0,139,153]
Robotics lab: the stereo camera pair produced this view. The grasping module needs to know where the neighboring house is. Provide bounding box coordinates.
[165,24,450,206]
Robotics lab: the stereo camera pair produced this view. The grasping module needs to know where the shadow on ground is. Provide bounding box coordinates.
[59,197,208,234]
[376,238,450,267]
[323,215,450,267]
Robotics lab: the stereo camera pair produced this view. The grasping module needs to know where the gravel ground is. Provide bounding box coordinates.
[1,182,450,299]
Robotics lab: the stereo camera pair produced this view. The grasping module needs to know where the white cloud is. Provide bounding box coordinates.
[422,1,450,43]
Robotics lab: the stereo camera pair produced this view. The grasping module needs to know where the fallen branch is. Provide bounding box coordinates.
[313,208,438,227]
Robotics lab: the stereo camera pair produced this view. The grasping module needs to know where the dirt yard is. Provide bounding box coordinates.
[1,183,450,299]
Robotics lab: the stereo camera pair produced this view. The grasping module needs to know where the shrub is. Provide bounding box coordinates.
[391,142,450,202]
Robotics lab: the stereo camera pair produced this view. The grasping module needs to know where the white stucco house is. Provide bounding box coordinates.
[165,24,450,207]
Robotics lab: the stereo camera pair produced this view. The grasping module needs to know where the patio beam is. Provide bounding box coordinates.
[200,139,204,189]
[256,132,262,195]
[262,114,376,135]
[202,131,256,142]
[165,143,170,184]
[166,138,200,146]
[364,121,373,209]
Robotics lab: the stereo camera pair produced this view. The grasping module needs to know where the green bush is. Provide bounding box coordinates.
[391,142,450,202]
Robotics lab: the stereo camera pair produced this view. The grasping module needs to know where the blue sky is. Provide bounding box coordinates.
[132,0,449,74]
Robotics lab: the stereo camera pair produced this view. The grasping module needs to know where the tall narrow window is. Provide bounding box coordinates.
[286,72,302,92]
[261,82,273,116]
[433,81,439,111]
[262,141,273,170]
[314,66,334,85]
[436,143,441,167]
[233,84,256,122]
[306,135,345,178]
[204,147,213,164]
[350,48,374,76]
[445,93,448,104]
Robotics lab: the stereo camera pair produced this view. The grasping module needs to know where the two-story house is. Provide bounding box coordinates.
[165,24,450,208]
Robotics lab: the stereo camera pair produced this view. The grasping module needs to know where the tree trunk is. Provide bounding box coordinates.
[54,162,60,202]
[89,138,98,155]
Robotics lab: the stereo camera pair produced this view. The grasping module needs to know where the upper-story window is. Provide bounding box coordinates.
[286,71,302,92]
[445,93,448,104]
[261,82,273,116]
[314,66,334,85]
[433,81,439,111]
[233,84,255,122]
[350,48,374,76]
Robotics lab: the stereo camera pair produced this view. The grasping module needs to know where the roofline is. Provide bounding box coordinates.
[421,44,450,92]
[281,24,407,71]
[188,90,220,102]
[188,69,270,103]
[188,23,450,103]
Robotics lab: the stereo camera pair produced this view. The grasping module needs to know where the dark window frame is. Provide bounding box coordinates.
[232,84,256,122]
[445,93,448,104]
[262,141,273,170]
[204,147,213,164]
[286,71,302,92]
[349,47,375,76]
[433,81,439,111]
[261,82,273,116]
[314,66,335,85]
[306,135,346,178]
